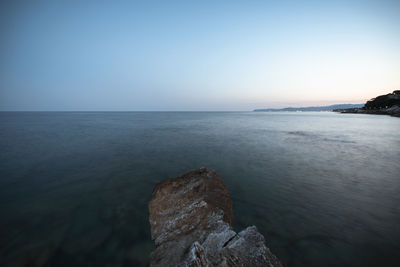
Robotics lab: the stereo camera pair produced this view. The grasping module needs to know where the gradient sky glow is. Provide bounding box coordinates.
[1,0,399,111]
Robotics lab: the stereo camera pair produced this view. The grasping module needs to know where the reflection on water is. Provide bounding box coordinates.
[0,112,399,266]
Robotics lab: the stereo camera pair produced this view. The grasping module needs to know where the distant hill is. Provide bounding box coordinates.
[254,104,364,112]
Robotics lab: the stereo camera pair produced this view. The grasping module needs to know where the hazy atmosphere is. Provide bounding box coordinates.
[1,0,400,111]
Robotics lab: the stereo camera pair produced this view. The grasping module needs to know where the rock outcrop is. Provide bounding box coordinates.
[148,168,283,267]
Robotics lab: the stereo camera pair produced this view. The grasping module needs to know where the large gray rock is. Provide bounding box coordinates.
[149,168,283,267]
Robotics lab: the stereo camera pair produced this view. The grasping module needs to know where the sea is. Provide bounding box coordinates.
[0,111,399,267]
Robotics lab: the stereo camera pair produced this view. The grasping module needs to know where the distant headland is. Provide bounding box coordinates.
[333,90,400,117]
[254,104,363,112]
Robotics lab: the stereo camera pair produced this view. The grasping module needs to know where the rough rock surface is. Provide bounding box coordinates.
[149,168,283,267]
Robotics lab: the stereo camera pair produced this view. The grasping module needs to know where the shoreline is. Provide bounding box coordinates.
[333,106,400,117]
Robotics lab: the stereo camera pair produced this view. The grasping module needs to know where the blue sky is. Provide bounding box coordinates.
[1,0,399,111]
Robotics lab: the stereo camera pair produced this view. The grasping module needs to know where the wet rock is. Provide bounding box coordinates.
[149,168,283,267]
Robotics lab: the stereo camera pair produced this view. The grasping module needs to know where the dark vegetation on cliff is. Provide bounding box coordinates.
[364,90,400,109]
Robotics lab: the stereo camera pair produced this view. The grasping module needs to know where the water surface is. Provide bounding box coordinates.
[1,112,399,266]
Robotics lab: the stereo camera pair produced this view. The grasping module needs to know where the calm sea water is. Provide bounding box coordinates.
[0,112,399,267]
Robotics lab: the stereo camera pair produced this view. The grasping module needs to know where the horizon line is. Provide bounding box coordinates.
[0,103,366,113]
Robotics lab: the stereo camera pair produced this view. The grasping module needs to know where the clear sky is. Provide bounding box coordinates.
[1,0,399,111]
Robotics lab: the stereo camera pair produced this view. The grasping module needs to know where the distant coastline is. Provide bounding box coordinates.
[254,104,363,112]
[254,90,400,118]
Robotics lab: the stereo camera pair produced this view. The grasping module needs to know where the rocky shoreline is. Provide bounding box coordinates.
[148,168,283,267]
[334,105,400,117]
